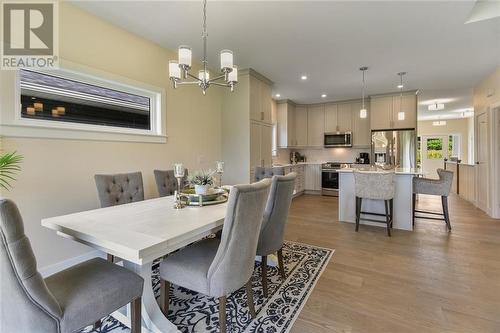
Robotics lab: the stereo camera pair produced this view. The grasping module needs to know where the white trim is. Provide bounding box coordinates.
[0,59,167,143]
[39,250,105,278]
[490,102,500,218]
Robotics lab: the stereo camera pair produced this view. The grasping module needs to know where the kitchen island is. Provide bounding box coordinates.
[338,168,421,231]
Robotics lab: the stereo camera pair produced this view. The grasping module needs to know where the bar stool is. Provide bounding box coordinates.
[354,171,395,237]
[412,168,453,231]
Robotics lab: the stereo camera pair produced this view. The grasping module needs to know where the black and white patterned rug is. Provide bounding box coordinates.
[80,241,333,333]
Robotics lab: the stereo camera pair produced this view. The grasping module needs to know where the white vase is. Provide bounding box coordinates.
[195,184,210,195]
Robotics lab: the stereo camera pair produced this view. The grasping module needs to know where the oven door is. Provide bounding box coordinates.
[321,170,339,196]
[324,132,352,147]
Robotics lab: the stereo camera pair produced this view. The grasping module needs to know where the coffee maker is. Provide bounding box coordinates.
[357,152,370,164]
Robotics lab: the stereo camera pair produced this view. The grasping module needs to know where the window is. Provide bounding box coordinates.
[426,137,443,159]
[8,67,165,142]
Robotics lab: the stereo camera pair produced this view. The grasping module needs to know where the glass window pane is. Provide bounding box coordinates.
[426,138,443,159]
[20,69,151,130]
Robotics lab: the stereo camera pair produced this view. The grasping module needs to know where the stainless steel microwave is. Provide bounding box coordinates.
[324,132,352,148]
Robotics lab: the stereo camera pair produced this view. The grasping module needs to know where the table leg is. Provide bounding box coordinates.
[114,260,180,333]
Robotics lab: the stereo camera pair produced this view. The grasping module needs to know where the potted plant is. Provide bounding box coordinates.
[188,170,215,195]
[0,151,23,191]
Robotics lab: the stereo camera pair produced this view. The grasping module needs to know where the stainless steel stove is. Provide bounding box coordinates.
[321,162,344,196]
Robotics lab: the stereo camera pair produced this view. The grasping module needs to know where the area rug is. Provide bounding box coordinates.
[80,241,334,333]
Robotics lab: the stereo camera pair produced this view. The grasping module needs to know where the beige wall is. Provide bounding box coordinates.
[0,3,224,270]
[474,67,500,113]
[418,118,472,164]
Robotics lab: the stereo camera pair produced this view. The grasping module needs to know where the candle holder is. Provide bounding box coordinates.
[173,163,186,209]
[215,161,224,188]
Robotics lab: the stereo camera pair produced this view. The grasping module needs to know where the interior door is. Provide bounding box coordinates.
[421,135,448,178]
[476,112,489,212]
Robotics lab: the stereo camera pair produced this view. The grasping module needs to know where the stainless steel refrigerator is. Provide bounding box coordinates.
[371,130,416,168]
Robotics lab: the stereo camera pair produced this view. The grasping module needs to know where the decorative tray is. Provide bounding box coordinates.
[180,187,229,206]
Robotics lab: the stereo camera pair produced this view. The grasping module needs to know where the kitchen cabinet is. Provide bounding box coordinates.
[337,102,353,132]
[307,105,325,147]
[284,164,306,196]
[249,74,272,124]
[250,121,273,169]
[277,100,296,148]
[324,103,338,132]
[305,164,322,191]
[295,106,308,147]
[351,100,371,147]
[370,92,417,130]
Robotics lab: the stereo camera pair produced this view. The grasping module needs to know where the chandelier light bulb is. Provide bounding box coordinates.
[220,50,234,71]
[428,103,445,111]
[228,66,238,83]
[198,70,210,81]
[169,60,181,79]
[178,46,192,67]
[398,111,405,121]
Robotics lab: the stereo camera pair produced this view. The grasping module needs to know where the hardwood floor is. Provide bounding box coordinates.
[286,194,500,333]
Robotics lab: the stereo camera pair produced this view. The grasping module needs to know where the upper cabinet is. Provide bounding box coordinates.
[277,100,296,148]
[370,92,417,130]
[249,74,273,124]
[295,106,308,147]
[351,100,371,147]
[324,103,338,132]
[337,102,353,132]
[307,104,325,147]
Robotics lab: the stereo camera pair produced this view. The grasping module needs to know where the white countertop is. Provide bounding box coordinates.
[273,162,324,167]
[337,167,422,175]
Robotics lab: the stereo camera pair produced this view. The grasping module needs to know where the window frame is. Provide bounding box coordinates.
[3,62,166,143]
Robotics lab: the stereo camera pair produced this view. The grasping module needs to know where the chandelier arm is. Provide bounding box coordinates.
[186,72,202,82]
[176,81,201,86]
[209,74,227,83]
[211,82,231,87]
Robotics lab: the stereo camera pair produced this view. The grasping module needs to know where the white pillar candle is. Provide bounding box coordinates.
[26,107,35,115]
[174,163,185,178]
[169,61,181,79]
[220,50,233,70]
[178,46,192,67]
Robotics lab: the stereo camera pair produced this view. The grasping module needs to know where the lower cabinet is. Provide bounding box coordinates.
[305,164,322,192]
[285,164,306,196]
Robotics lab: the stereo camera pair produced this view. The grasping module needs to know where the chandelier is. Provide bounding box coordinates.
[168,0,238,95]
[397,72,406,121]
[359,66,368,119]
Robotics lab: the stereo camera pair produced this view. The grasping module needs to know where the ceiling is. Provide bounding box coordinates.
[72,1,499,120]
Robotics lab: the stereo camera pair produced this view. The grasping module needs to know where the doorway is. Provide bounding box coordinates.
[421,135,448,178]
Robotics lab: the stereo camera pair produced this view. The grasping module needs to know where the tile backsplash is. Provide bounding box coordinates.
[274,148,371,164]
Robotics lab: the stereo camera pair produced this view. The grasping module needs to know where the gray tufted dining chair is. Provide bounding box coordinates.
[94,172,144,263]
[413,168,454,231]
[153,169,188,197]
[254,166,285,182]
[256,172,296,297]
[354,171,395,236]
[158,178,272,333]
[0,199,144,333]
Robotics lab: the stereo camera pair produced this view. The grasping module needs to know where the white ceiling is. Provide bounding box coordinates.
[72,1,500,120]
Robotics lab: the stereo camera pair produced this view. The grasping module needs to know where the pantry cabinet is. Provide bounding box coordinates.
[276,100,296,148]
[250,74,273,124]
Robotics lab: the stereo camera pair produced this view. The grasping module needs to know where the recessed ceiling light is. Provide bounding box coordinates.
[397,84,404,89]
[321,94,327,98]
[301,75,307,80]
[275,93,281,98]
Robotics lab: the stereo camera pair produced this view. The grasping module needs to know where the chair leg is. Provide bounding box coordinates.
[219,296,227,333]
[385,200,391,237]
[107,254,114,263]
[93,319,101,331]
[261,256,268,297]
[355,197,361,232]
[245,280,256,318]
[277,248,286,279]
[442,196,451,231]
[130,297,141,333]
[389,198,394,228]
[412,193,417,227]
[160,279,169,316]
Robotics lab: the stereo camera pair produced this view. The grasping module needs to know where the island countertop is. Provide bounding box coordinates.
[337,167,422,175]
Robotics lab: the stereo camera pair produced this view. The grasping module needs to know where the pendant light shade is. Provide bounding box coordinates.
[359,66,368,119]
[397,72,406,121]
[178,46,192,67]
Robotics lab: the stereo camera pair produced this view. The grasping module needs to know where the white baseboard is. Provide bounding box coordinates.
[40,250,106,278]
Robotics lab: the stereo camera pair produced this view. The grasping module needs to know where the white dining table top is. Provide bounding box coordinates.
[42,196,227,265]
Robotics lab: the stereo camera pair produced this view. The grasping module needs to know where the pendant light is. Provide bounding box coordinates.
[397,72,406,121]
[359,67,368,119]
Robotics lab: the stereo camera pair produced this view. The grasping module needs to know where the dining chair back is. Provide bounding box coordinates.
[207,178,272,297]
[254,166,284,182]
[0,198,62,333]
[154,169,188,197]
[0,199,144,333]
[94,172,144,207]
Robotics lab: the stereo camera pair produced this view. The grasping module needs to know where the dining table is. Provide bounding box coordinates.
[41,195,228,333]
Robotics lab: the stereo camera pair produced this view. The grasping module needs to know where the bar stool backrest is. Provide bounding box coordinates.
[354,171,395,200]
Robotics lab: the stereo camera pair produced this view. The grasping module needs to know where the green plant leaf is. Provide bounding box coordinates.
[0,151,23,191]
